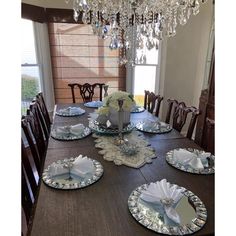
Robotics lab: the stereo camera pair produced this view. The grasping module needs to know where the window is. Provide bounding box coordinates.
[132,28,159,106]
[21,19,41,115]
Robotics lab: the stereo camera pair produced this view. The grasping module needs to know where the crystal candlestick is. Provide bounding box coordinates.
[104,85,109,97]
[114,98,128,146]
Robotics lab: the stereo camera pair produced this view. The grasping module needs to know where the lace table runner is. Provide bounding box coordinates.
[92,131,157,168]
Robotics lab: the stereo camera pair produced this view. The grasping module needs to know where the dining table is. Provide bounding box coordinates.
[30,103,214,236]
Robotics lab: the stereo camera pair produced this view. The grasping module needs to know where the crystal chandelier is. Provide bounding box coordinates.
[65,0,208,65]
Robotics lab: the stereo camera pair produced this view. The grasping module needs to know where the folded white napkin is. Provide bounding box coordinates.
[49,162,68,177]
[56,124,85,136]
[65,107,83,114]
[87,101,103,107]
[49,155,94,178]
[143,120,166,130]
[140,179,183,224]
[70,124,85,135]
[70,155,95,178]
[56,126,71,135]
[173,149,211,170]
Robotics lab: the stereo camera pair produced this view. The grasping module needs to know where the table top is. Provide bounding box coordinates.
[30,104,214,236]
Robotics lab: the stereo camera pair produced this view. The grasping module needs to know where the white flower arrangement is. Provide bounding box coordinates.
[97,91,136,115]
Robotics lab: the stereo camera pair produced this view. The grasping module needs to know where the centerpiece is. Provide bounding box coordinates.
[97,91,136,127]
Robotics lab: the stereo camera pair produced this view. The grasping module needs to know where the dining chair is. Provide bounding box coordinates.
[144,90,164,116]
[22,139,40,232]
[204,118,215,154]
[165,99,201,139]
[21,115,45,173]
[35,92,51,132]
[29,102,50,141]
[68,83,105,103]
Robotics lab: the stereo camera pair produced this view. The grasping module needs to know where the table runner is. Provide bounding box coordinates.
[93,131,157,168]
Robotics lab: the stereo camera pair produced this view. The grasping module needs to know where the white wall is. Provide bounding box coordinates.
[159,1,214,122]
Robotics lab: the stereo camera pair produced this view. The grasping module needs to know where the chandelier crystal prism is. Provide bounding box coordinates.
[66,0,208,65]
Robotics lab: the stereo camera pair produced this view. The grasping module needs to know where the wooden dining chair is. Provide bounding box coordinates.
[144,90,164,116]
[35,92,51,132]
[21,115,45,174]
[68,83,105,103]
[29,102,50,141]
[165,99,201,139]
[204,118,215,154]
[22,139,40,233]
[186,106,201,139]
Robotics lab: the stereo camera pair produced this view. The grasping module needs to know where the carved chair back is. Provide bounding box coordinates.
[186,107,201,139]
[144,90,164,116]
[68,83,105,103]
[172,102,192,132]
[165,99,201,139]
[165,99,178,124]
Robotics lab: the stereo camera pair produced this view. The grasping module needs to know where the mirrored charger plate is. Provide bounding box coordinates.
[136,121,172,134]
[128,183,207,235]
[166,148,215,175]
[84,101,103,108]
[56,107,85,117]
[42,157,103,190]
[131,106,145,113]
[89,119,134,134]
[51,126,91,141]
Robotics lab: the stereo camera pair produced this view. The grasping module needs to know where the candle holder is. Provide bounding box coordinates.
[114,98,128,146]
[104,85,109,97]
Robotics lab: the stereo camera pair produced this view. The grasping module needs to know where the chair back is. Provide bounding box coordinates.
[165,99,201,139]
[68,83,105,103]
[29,102,50,140]
[165,99,178,124]
[21,115,45,173]
[21,138,39,227]
[144,90,163,116]
[186,107,201,139]
[172,102,192,132]
[35,92,51,131]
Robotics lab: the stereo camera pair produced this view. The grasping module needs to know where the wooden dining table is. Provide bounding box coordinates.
[30,104,214,236]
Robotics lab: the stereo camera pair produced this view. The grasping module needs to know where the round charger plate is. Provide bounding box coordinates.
[136,121,172,134]
[51,126,91,141]
[56,107,85,117]
[166,148,215,175]
[84,101,103,108]
[128,182,207,235]
[42,157,103,190]
[89,120,134,134]
[131,106,145,113]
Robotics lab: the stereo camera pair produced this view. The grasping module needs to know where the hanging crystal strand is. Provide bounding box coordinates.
[192,0,200,15]
[73,0,80,22]
[172,6,178,37]
[186,0,193,19]
[91,11,97,35]
[178,1,187,25]
[157,12,164,41]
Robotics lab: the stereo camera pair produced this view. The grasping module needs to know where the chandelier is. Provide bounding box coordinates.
[65,0,208,65]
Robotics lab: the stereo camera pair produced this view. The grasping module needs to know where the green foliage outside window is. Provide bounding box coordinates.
[22,74,39,100]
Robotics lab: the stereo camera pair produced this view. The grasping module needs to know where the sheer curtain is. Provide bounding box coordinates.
[34,22,55,113]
